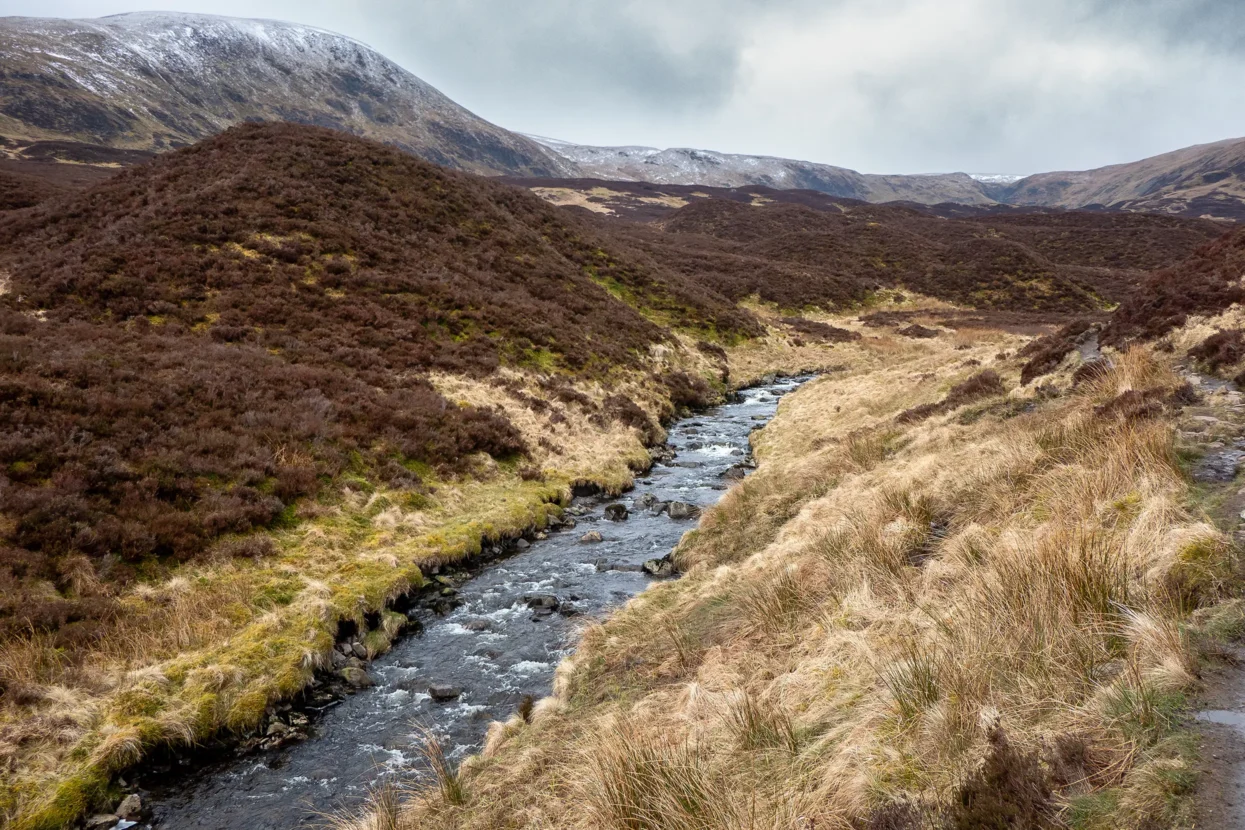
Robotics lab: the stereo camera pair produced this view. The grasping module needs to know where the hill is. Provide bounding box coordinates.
[0,12,572,176]
[999,136,1245,221]
[0,121,758,632]
[567,188,1227,313]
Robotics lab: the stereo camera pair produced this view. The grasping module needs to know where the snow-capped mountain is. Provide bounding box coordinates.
[0,12,574,175]
[525,134,998,206]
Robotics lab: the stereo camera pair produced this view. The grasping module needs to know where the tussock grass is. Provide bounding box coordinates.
[339,322,1236,830]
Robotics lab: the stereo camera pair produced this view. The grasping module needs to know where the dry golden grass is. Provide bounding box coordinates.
[343,324,1237,830]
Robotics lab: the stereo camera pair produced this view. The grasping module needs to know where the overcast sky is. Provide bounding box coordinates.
[7,0,1245,174]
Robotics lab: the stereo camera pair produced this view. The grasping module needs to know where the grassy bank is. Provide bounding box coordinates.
[340,315,1242,829]
[0,348,729,828]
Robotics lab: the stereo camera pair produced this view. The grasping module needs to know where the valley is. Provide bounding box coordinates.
[2,9,1245,830]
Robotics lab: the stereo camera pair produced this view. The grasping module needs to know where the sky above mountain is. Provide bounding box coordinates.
[7,0,1245,175]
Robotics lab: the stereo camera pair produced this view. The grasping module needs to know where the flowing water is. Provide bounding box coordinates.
[142,376,808,828]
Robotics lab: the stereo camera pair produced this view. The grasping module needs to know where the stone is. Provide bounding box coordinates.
[722,464,750,481]
[558,602,580,617]
[636,493,658,508]
[523,593,560,609]
[440,587,457,596]
[515,538,531,550]
[429,684,463,701]
[339,667,374,689]
[650,501,670,516]
[580,530,604,543]
[535,531,548,540]
[434,575,455,587]
[563,517,577,529]
[331,650,349,669]
[667,501,701,520]
[463,618,490,632]
[642,557,676,577]
[604,503,629,521]
[594,559,643,573]
[266,720,291,737]
[86,816,119,829]
[351,642,368,660]
[289,713,309,728]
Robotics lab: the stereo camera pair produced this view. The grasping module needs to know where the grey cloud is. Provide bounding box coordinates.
[6,0,1245,173]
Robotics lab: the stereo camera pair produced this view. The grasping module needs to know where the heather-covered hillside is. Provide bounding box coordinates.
[0,122,756,636]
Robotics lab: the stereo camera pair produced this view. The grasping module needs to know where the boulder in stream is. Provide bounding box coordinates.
[667,501,701,520]
[116,794,143,820]
[580,530,604,543]
[523,593,560,609]
[604,503,629,521]
[338,667,374,689]
[429,684,463,701]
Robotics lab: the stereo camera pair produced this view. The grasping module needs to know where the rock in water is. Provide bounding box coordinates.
[667,501,701,520]
[523,593,560,609]
[580,530,604,543]
[429,684,463,701]
[515,538,531,550]
[604,503,629,521]
[338,667,374,689]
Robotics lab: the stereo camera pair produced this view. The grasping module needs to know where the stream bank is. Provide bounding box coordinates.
[117,376,809,829]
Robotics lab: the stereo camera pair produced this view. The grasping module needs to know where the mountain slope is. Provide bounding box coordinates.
[527,135,997,206]
[0,12,574,175]
[997,136,1245,220]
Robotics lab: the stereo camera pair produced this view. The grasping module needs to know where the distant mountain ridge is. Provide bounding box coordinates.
[0,12,574,175]
[529,134,1245,220]
[3,12,1245,219]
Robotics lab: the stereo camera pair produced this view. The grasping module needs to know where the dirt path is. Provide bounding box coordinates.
[1182,371,1245,827]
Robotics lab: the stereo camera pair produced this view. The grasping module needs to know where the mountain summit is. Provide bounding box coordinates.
[0,12,573,175]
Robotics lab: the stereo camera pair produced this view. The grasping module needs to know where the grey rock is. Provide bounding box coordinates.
[86,816,120,830]
[650,502,670,516]
[339,667,374,688]
[463,618,491,632]
[515,538,531,550]
[351,642,368,660]
[667,501,701,520]
[429,684,463,701]
[580,530,604,543]
[604,503,629,521]
[642,557,676,577]
[330,650,349,669]
[523,593,560,609]
[266,721,291,737]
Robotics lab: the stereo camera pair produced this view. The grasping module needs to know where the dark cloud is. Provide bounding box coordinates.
[7,0,1245,173]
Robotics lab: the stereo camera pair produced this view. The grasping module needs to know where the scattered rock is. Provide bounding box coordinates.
[350,642,368,660]
[673,460,703,468]
[752,414,768,421]
[433,575,455,587]
[86,815,120,830]
[636,493,658,508]
[642,557,676,577]
[330,650,349,669]
[667,501,701,520]
[440,587,457,596]
[580,530,604,543]
[604,503,629,521]
[463,618,490,632]
[339,667,374,689]
[722,463,750,481]
[558,602,580,617]
[523,593,560,609]
[594,559,643,573]
[650,502,670,516]
[429,684,463,702]
[266,721,291,737]
[514,538,531,551]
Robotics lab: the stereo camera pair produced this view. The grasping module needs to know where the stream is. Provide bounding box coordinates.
[139,376,807,828]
